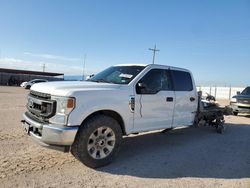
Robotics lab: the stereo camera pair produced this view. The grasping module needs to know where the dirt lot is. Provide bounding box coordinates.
[0,86,249,188]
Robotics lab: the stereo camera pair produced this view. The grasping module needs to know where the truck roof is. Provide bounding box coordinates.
[114,64,148,67]
[113,64,190,73]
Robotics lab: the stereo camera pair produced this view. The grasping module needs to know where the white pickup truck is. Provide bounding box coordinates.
[22,64,198,168]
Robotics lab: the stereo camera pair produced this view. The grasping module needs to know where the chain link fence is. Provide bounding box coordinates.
[197,86,245,100]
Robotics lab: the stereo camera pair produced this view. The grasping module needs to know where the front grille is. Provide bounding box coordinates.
[27,91,56,119]
[30,90,51,100]
[33,103,42,111]
[238,99,250,104]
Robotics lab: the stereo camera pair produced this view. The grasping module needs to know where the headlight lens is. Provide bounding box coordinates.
[54,96,75,115]
[230,97,237,103]
[49,96,75,125]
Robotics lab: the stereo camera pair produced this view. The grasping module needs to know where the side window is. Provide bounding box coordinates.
[171,70,193,91]
[136,69,173,94]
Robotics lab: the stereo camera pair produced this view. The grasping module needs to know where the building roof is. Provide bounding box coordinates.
[0,68,64,77]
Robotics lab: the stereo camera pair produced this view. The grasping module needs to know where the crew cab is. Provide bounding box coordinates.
[21,64,198,168]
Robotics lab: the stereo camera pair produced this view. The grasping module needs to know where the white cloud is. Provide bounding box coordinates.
[0,57,96,75]
[23,52,82,62]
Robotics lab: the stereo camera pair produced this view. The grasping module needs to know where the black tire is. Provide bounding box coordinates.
[71,114,122,168]
[216,125,224,134]
[25,85,31,89]
[233,112,238,116]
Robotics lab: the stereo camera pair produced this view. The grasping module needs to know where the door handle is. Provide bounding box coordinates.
[190,97,195,102]
[166,97,173,102]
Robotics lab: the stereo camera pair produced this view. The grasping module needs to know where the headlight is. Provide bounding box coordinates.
[49,96,75,125]
[53,96,75,115]
[230,97,237,103]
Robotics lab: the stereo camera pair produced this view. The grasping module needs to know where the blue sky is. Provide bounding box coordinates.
[0,0,249,86]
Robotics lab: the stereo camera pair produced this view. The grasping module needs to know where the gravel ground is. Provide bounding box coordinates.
[0,86,249,188]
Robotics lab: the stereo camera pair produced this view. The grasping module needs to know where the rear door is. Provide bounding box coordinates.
[171,69,197,127]
[133,68,175,132]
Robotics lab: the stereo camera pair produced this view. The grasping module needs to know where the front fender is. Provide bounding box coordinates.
[67,91,134,134]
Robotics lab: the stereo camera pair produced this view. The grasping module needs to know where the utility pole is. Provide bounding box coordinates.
[82,54,86,80]
[149,44,160,64]
[42,64,46,72]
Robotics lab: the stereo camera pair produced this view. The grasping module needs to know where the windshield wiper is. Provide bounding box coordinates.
[89,79,114,84]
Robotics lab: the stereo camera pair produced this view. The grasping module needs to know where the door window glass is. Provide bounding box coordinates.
[171,70,193,91]
[137,69,173,94]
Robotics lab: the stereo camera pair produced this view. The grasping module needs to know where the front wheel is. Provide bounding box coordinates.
[71,115,122,168]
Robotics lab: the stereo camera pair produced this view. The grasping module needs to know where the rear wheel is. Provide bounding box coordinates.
[71,115,122,168]
[216,125,224,134]
[215,118,225,134]
[233,112,238,116]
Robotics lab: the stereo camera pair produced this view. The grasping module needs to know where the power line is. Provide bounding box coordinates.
[82,54,86,80]
[42,64,45,72]
[149,44,160,64]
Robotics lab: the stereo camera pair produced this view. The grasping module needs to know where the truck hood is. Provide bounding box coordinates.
[30,81,122,96]
[233,94,250,99]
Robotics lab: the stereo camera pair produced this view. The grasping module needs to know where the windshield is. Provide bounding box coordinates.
[89,66,145,84]
[241,87,250,95]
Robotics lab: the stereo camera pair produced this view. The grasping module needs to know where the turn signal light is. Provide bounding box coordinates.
[67,98,75,108]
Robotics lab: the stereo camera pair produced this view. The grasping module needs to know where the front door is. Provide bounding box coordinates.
[133,68,175,132]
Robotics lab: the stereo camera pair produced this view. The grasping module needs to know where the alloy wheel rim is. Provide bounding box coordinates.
[87,126,116,159]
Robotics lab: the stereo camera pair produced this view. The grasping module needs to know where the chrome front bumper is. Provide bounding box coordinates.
[230,103,250,114]
[21,113,79,151]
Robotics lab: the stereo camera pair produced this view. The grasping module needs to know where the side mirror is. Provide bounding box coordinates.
[237,91,240,95]
[136,82,146,94]
[138,82,146,88]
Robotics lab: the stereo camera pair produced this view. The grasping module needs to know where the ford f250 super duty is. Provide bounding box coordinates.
[21,64,198,168]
